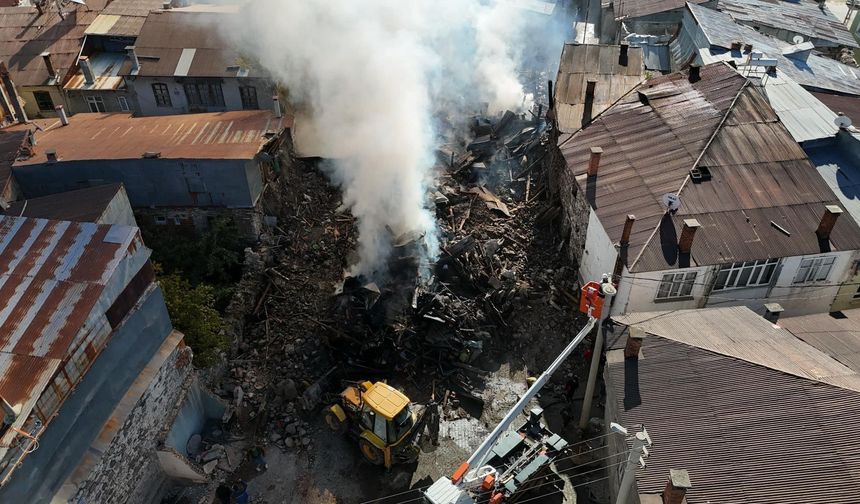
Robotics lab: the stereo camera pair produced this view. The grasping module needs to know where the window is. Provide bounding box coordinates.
[152,83,172,107]
[85,95,106,113]
[712,259,778,291]
[794,256,836,284]
[373,412,387,441]
[117,96,129,111]
[656,272,697,300]
[386,405,414,444]
[239,86,259,109]
[184,82,225,107]
[33,91,54,111]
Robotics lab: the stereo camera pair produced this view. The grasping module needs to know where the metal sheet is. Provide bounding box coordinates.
[173,48,196,77]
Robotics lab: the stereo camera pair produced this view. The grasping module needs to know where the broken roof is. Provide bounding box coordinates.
[614,0,707,19]
[558,62,860,273]
[85,0,164,37]
[4,183,124,222]
[118,10,261,78]
[0,130,26,198]
[607,307,860,504]
[554,44,645,133]
[781,309,860,373]
[0,3,102,86]
[6,110,289,165]
[686,2,860,96]
[0,215,140,460]
[716,0,858,48]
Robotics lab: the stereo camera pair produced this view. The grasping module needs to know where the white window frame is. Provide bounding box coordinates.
[85,94,106,113]
[656,271,697,300]
[117,96,129,112]
[712,259,779,291]
[793,256,836,284]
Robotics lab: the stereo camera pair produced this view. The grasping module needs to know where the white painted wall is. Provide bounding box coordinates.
[579,208,618,284]
[619,265,713,314]
[130,77,275,116]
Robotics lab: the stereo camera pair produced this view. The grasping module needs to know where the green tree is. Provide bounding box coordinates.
[160,272,228,367]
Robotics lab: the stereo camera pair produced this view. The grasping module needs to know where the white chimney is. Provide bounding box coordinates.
[79,55,95,85]
[272,95,282,118]
[126,46,140,75]
[55,104,68,126]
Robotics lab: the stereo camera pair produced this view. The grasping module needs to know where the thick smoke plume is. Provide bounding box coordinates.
[227,0,565,279]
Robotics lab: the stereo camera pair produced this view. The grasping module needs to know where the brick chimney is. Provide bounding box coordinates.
[621,214,636,246]
[624,326,644,358]
[587,146,603,177]
[678,219,701,254]
[663,469,691,504]
[79,56,95,85]
[41,52,56,81]
[815,205,843,241]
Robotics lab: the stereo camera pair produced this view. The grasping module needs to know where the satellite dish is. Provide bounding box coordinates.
[661,193,681,213]
[792,35,804,44]
[835,113,853,129]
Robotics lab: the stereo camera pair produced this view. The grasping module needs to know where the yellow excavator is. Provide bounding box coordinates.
[325,381,437,468]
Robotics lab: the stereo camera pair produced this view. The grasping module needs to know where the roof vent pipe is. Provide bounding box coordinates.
[126,46,140,75]
[41,52,56,80]
[79,56,95,85]
[816,205,843,241]
[162,1,171,9]
[678,219,701,254]
[663,469,692,504]
[46,149,58,162]
[763,303,784,325]
[621,214,636,246]
[55,105,68,126]
[272,95,282,118]
[587,146,603,177]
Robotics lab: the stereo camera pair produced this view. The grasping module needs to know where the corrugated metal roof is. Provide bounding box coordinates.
[117,10,261,78]
[781,309,860,373]
[0,130,26,197]
[0,352,59,454]
[810,91,860,124]
[686,3,860,96]
[63,51,126,91]
[85,0,164,36]
[6,110,288,165]
[4,183,123,222]
[761,73,839,143]
[0,5,100,86]
[605,311,860,504]
[554,44,645,133]
[559,62,860,272]
[717,0,858,48]
[614,0,708,19]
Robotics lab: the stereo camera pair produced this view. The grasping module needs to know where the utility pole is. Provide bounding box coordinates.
[579,276,616,430]
[615,428,652,504]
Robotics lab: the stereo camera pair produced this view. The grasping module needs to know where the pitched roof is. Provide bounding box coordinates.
[85,0,165,37]
[614,0,707,19]
[607,307,860,504]
[4,183,123,222]
[554,44,645,133]
[781,309,860,373]
[118,10,260,78]
[5,110,289,165]
[558,62,860,273]
[0,4,101,86]
[716,0,858,48]
[686,2,860,96]
[761,72,838,143]
[0,215,140,462]
[810,91,860,124]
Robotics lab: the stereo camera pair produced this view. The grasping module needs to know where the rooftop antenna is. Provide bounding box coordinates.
[792,35,804,45]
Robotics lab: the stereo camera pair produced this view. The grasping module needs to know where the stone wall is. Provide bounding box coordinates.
[70,342,194,504]
[546,139,590,272]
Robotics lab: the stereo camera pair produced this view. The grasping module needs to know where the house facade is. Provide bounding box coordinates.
[550,62,860,317]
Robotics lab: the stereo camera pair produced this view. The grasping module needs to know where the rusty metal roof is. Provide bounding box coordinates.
[781,309,860,373]
[85,0,164,36]
[555,44,645,133]
[6,110,289,165]
[810,91,860,124]
[4,183,123,222]
[63,51,126,91]
[605,319,860,503]
[558,62,860,273]
[0,4,101,86]
[614,0,708,19]
[118,10,261,78]
[0,130,26,198]
[716,0,858,48]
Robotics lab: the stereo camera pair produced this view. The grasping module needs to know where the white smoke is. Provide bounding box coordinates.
[226,0,564,278]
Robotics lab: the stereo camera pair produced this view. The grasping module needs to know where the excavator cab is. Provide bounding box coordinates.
[326,381,430,468]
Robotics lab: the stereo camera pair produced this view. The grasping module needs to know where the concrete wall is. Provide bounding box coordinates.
[129,77,274,117]
[548,141,591,274]
[13,158,261,209]
[135,206,265,240]
[581,207,618,284]
[832,251,860,312]
[619,265,713,314]
[19,85,68,119]
[67,334,193,504]
[65,89,140,115]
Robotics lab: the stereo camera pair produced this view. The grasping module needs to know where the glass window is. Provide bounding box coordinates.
[117,96,129,111]
[152,83,172,107]
[712,259,779,291]
[33,91,54,111]
[360,406,375,432]
[794,256,836,284]
[373,412,387,441]
[239,86,259,109]
[85,95,106,113]
[184,82,225,107]
[386,406,413,444]
[655,272,697,300]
